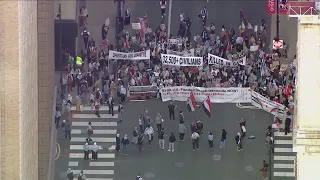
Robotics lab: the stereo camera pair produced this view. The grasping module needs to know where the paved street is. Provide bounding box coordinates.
[55,106,119,180]
[114,100,273,180]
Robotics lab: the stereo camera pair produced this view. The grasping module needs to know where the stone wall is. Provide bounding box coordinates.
[0,1,21,180]
[19,0,39,179]
[37,0,55,179]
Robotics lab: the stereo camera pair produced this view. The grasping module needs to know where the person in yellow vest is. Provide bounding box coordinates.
[75,56,83,68]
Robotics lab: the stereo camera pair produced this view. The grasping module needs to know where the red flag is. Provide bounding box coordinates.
[285,84,291,96]
[202,96,211,117]
[187,92,197,112]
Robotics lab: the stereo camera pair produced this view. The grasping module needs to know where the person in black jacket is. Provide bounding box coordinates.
[121,134,129,155]
[220,129,227,148]
[285,112,292,135]
[168,132,176,152]
[235,132,242,151]
[158,128,165,149]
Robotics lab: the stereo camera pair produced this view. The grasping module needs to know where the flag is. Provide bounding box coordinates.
[187,92,197,112]
[225,42,231,56]
[240,11,246,29]
[284,84,291,96]
[202,96,211,117]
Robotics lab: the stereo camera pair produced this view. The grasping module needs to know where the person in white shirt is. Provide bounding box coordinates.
[89,92,95,109]
[144,125,154,146]
[120,85,126,102]
[191,131,200,151]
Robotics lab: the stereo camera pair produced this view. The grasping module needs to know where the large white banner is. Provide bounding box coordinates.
[208,54,246,66]
[167,49,195,56]
[251,91,286,117]
[160,86,251,103]
[108,50,150,60]
[161,54,203,67]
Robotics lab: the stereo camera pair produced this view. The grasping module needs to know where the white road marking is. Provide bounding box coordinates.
[109,145,116,151]
[274,132,292,136]
[89,162,114,167]
[73,178,113,180]
[72,170,114,175]
[70,145,103,150]
[69,153,115,159]
[70,137,115,143]
[274,163,295,169]
[274,156,296,161]
[72,106,119,111]
[72,114,118,119]
[273,172,295,177]
[68,161,78,167]
[274,148,293,153]
[72,122,117,127]
[71,129,117,134]
[275,140,293,145]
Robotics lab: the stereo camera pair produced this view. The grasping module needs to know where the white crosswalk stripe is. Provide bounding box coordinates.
[272,123,296,179]
[68,106,117,180]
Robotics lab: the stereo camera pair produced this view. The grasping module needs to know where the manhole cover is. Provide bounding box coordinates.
[244,166,254,172]
[212,154,221,161]
[144,172,155,178]
[175,162,184,168]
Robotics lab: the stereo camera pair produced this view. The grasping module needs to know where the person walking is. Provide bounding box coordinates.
[145,125,154,146]
[137,132,144,152]
[87,122,93,140]
[77,170,86,180]
[121,134,129,155]
[285,113,292,135]
[83,142,90,160]
[132,127,139,144]
[191,131,200,151]
[220,129,227,148]
[239,118,246,136]
[235,132,242,151]
[118,103,124,123]
[94,98,101,118]
[179,110,184,124]
[260,160,269,180]
[67,168,74,180]
[91,142,100,160]
[116,134,121,152]
[108,96,115,116]
[156,113,163,132]
[158,128,165,149]
[81,29,90,49]
[168,101,176,120]
[55,107,61,129]
[64,120,72,141]
[178,122,186,141]
[168,132,176,152]
[208,132,214,150]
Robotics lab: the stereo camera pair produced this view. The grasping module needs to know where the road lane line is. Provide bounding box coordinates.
[109,145,116,151]
[71,129,117,135]
[55,143,60,160]
[68,161,79,166]
[70,137,116,143]
[274,132,292,136]
[89,162,114,166]
[72,114,118,119]
[72,170,114,175]
[274,148,293,153]
[274,140,293,145]
[70,145,104,150]
[274,156,296,161]
[69,153,115,159]
[73,178,113,180]
[273,172,295,177]
[71,122,117,127]
[72,106,119,111]
[274,163,295,169]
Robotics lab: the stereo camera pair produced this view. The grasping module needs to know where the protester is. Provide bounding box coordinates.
[83,142,90,160]
[121,134,130,155]
[158,128,165,150]
[178,122,187,141]
[191,131,200,151]
[220,129,227,148]
[208,132,214,150]
[168,132,176,152]
[235,132,242,151]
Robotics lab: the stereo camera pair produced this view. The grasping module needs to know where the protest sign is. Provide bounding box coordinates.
[160,86,251,103]
[161,54,203,67]
[129,85,158,100]
[208,54,246,66]
[132,23,141,30]
[108,50,150,60]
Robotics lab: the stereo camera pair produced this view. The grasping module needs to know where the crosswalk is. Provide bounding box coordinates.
[273,123,296,180]
[69,106,118,180]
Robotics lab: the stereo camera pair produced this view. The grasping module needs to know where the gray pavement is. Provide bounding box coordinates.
[115,100,273,180]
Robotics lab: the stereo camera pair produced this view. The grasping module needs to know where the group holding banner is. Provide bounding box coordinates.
[160,86,287,117]
[108,50,150,60]
[208,54,246,67]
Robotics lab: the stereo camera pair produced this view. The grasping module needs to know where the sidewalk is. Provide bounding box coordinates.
[269,14,298,64]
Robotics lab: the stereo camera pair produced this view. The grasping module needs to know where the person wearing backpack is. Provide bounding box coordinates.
[77,170,86,180]
[87,122,93,140]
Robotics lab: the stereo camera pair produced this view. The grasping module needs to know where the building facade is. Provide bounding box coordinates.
[0,0,55,179]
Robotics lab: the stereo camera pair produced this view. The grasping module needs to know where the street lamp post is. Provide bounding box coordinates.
[58,4,63,100]
[276,0,280,40]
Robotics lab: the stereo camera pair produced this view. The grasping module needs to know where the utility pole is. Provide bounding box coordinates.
[276,0,280,40]
[58,3,63,99]
[167,0,172,40]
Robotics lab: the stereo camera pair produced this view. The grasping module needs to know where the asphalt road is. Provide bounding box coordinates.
[115,100,273,180]
[128,0,271,46]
